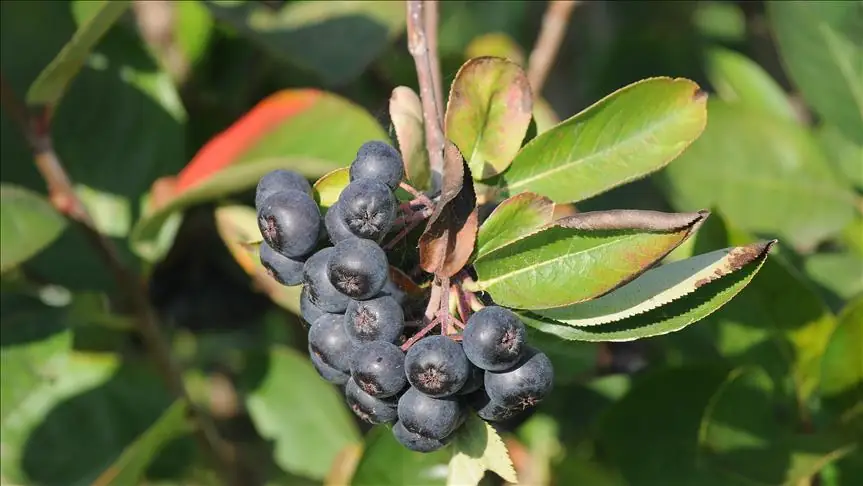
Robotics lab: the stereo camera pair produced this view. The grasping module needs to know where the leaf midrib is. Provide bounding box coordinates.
[506,99,695,191]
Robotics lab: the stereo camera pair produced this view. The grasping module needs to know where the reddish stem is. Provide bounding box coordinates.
[438,276,450,335]
[454,283,472,323]
[401,317,440,351]
[399,181,435,208]
[383,216,426,250]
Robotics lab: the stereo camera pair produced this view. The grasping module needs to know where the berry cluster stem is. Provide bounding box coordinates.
[438,276,451,335]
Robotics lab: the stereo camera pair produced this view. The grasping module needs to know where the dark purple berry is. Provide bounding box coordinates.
[405,336,470,398]
[300,286,329,326]
[255,169,312,209]
[344,294,404,344]
[324,201,356,243]
[393,420,452,453]
[337,179,397,241]
[350,341,407,398]
[467,389,518,422]
[397,387,464,440]
[463,306,526,371]
[345,377,398,424]
[350,141,405,190]
[457,364,484,395]
[309,345,349,385]
[484,347,554,411]
[259,241,305,286]
[303,248,350,313]
[257,190,321,258]
[327,237,388,300]
[308,313,355,373]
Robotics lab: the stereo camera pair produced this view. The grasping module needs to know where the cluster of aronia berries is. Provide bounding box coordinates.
[255,141,553,453]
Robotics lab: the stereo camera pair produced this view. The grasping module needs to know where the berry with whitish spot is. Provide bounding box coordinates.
[337,179,397,241]
[405,335,470,398]
[344,294,404,344]
[327,237,389,300]
[257,190,321,258]
[350,341,407,398]
[345,377,398,424]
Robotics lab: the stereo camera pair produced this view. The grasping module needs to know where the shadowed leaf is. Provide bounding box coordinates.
[445,57,533,179]
[474,210,708,309]
[390,86,430,190]
[820,297,863,430]
[500,77,707,203]
[0,184,67,272]
[419,142,479,278]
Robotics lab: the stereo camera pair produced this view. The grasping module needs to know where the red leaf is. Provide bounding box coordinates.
[175,89,322,191]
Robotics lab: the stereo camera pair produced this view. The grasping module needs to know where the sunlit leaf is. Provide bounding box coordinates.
[475,192,554,260]
[351,426,449,486]
[448,414,517,486]
[390,86,430,190]
[820,297,863,430]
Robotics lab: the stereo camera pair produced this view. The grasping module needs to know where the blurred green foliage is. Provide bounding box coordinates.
[1,1,861,485]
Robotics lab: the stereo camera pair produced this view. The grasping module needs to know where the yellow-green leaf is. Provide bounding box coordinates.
[475,192,554,260]
[0,184,67,273]
[447,414,517,486]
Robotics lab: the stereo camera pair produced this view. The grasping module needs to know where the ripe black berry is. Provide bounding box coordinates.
[393,421,452,453]
[350,141,405,190]
[350,341,407,398]
[345,377,398,424]
[380,278,407,307]
[337,179,397,241]
[397,387,464,440]
[405,335,470,398]
[457,364,484,395]
[484,347,554,411]
[257,190,321,258]
[300,287,328,326]
[303,248,350,313]
[255,169,312,209]
[324,201,356,243]
[327,237,388,300]
[308,313,355,373]
[344,294,404,344]
[463,306,526,371]
[309,344,349,385]
[468,389,517,422]
[259,241,305,286]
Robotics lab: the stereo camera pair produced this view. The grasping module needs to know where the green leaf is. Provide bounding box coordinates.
[206,0,405,86]
[245,346,361,480]
[313,167,413,214]
[820,297,863,428]
[536,241,777,327]
[25,0,131,106]
[390,86,431,190]
[175,0,215,69]
[817,123,863,191]
[447,414,517,486]
[473,210,708,309]
[598,365,732,486]
[0,294,180,485]
[699,367,856,485]
[705,47,797,122]
[91,400,191,486]
[351,426,449,486]
[475,192,554,260]
[768,2,863,144]
[659,100,856,249]
[444,57,533,179]
[0,184,67,273]
[499,77,707,203]
[805,251,863,306]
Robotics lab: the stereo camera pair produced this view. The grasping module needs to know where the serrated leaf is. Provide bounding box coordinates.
[245,346,361,480]
[26,0,131,106]
[445,57,533,179]
[519,240,774,341]
[820,297,863,428]
[536,241,776,326]
[390,86,430,190]
[474,210,708,309]
[91,400,190,486]
[499,77,707,203]
[448,414,517,486]
[768,2,863,144]
[659,100,856,249]
[0,184,67,273]
[705,47,797,122]
[475,192,554,260]
[419,143,479,278]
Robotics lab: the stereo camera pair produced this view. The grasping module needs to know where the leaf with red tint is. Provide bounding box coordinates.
[175,90,322,191]
[419,142,479,278]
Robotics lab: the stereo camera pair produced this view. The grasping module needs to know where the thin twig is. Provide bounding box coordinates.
[406,0,445,192]
[399,181,435,207]
[401,317,441,351]
[424,0,444,118]
[454,283,472,323]
[0,74,236,485]
[438,276,450,335]
[383,215,426,250]
[527,0,578,96]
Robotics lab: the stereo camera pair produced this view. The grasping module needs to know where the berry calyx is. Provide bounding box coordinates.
[327,237,389,300]
[463,306,526,371]
[405,335,470,398]
[344,294,405,344]
[484,347,554,410]
[337,179,397,241]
